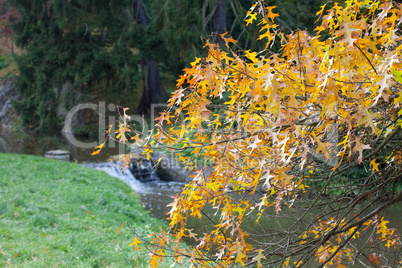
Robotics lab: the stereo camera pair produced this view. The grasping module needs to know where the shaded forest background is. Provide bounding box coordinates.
[0,0,328,135]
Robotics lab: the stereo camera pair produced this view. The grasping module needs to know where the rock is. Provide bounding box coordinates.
[152,151,193,183]
[45,150,70,161]
[130,148,159,180]
[130,158,159,182]
[0,136,9,152]
[129,147,193,183]
[0,82,18,132]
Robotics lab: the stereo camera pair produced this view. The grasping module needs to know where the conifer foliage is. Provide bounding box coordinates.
[104,0,402,266]
[8,0,163,132]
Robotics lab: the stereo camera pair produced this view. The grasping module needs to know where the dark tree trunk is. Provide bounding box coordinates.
[133,0,166,114]
[212,0,227,45]
[133,0,148,26]
[137,58,165,114]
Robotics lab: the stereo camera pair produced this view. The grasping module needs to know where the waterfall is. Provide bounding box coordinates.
[81,162,151,192]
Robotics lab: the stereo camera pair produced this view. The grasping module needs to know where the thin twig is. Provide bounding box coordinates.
[353,43,378,75]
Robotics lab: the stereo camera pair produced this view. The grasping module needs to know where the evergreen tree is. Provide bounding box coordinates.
[8,0,166,132]
[7,0,327,133]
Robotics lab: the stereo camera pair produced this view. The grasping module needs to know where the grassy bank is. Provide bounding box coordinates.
[0,153,169,267]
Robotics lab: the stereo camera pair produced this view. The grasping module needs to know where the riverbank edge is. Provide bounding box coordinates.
[0,153,176,267]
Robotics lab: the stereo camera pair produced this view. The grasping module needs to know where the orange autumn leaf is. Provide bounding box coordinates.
[116,222,124,235]
[129,237,142,251]
[371,159,380,172]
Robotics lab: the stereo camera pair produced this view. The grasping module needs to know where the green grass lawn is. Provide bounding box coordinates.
[0,153,170,267]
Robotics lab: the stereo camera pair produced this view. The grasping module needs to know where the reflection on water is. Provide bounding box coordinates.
[68,142,128,162]
[0,131,127,162]
[136,181,185,220]
[0,132,63,156]
[386,203,402,230]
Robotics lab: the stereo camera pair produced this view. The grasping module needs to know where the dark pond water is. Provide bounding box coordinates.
[0,131,128,162]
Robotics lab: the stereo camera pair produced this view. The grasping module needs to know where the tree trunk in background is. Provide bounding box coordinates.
[212,0,227,45]
[137,58,165,114]
[133,0,166,114]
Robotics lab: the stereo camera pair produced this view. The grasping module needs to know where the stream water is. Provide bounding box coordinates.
[81,162,185,221]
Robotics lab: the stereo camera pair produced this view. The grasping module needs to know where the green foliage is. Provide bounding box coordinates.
[0,55,12,69]
[151,0,267,73]
[306,165,371,196]
[9,0,145,133]
[7,0,328,133]
[0,153,172,267]
[151,0,204,75]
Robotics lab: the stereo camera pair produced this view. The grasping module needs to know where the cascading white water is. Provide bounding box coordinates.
[82,162,148,193]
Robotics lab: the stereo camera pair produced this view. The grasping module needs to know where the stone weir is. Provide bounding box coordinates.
[130,148,193,183]
[103,148,194,183]
[105,152,159,182]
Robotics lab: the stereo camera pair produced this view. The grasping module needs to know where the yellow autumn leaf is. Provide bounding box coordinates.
[370,159,380,172]
[129,237,142,251]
